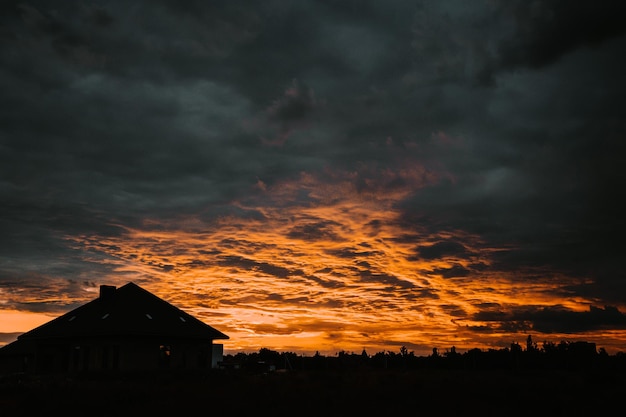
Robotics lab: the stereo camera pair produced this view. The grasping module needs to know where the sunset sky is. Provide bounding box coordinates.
[2,0,626,357]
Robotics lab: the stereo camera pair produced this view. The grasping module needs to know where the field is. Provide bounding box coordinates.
[1,367,624,416]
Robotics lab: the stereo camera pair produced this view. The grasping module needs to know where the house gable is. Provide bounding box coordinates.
[17,282,229,342]
[0,282,228,374]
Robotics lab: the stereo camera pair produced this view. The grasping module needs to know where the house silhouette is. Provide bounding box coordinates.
[0,282,228,375]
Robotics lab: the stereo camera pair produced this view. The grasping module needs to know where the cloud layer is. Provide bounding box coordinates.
[1,0,626,355]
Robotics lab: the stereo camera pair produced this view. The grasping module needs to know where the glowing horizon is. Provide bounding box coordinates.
[3,170,625,357]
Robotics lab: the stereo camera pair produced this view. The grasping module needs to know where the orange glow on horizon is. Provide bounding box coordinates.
[0,310,57,334]
[2,169,626,355]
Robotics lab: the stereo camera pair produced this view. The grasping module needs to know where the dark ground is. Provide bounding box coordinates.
[1,368,624,416]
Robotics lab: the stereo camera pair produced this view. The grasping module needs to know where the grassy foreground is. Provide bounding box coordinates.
[1,368,624,416]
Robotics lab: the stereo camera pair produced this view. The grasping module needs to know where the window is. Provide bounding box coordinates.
[159,345,171,368]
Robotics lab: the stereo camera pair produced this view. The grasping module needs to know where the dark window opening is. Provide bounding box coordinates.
[159,345,171,369]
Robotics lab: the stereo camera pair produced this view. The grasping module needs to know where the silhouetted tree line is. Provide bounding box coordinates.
[221,336,626,373]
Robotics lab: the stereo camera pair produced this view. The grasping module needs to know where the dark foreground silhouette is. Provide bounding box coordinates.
[1,366,624,416]
[221,338,626,373]
[2,340,625,417]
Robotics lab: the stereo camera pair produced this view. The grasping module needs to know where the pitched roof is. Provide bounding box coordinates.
[16,282,229,342]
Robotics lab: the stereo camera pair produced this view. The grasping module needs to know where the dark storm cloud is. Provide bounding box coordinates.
[473,305,626,334]
[216,255,296,280]
[287,220,342,241]
[412,240,469,261]
[0,333,23,345]
[1,0,625,341]
[267,80,316,124]
[325,247,381,259]
[0,278,96,313]
[431,264,471,279]
[358,270,415,289]
[440,304,468,318]
[496,0,626,70]
[396,10,626,302]
[405,287,440,301]
[216,256,332,288]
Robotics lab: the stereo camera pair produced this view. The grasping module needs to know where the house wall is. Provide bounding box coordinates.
[160,341,215,370]
[2,337,219,374]
[36,343,71,373]
[64,338,216,373]
[212,344,223,368]
[0,349,33,374]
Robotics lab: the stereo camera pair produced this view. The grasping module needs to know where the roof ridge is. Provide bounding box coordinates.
[14,281,229,341]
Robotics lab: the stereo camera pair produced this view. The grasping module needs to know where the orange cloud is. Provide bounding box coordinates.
[44,168,625,355]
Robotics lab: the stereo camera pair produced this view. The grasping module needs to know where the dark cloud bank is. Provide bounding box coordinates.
[1,0,626,342]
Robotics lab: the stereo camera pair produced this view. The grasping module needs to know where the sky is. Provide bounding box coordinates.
[1,0,626,357]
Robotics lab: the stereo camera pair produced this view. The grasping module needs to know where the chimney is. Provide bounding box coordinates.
[100,285,116,300]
